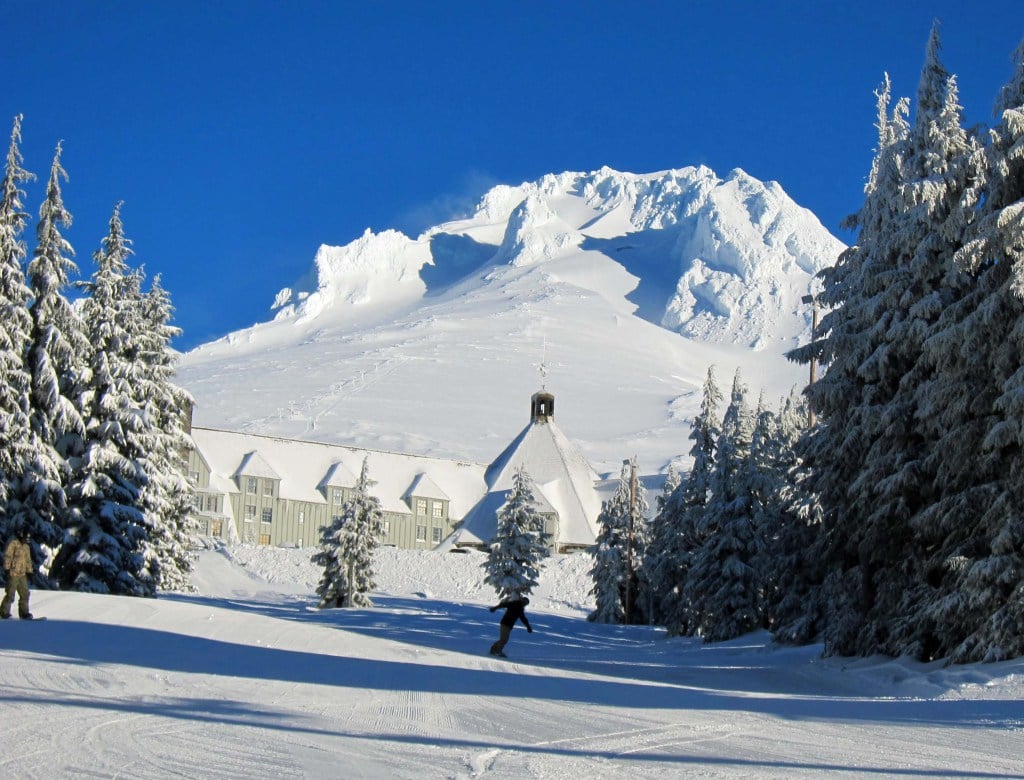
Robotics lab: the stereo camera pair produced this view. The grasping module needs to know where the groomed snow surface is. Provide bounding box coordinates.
[1,546,1022,778]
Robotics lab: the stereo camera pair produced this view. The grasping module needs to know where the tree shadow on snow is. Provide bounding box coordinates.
[5,603,1022,745]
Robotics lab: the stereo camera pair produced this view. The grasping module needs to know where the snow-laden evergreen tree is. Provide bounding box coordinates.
[135,273,196,592]
[588,459,634,624]
[788,72,912,657]
[0,115,34,541]
[653,366,721,636]
[482,465,550,601]
[685,369,760,642]
[849,26,979,658]
[924,39,1024,662]
[51,204,154,595]
[313,458,384,608]
[7,143,89,575]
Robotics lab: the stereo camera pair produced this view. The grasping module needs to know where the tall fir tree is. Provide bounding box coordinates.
[51,204,154,595]
[482,465,550,601]
[313,458,384,608]
[0,115,35,543]
[929,39,1024,662]
[9,143,89,575]
[851,25,979,658]
[788,72,912,656]
[136,273,196,591]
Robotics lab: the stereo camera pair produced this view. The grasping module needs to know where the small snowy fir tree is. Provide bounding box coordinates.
[761,389,822,644]
[640,462,680,626]
[8,143,89,575]
[0,115,34,534]
[313,458,384,608]
[52,204,154,595]
[483,465,549,601]
[588,459,639,624]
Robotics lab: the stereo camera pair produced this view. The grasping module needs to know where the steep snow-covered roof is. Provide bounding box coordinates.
[190,427,486,516]
[452,409,602,549]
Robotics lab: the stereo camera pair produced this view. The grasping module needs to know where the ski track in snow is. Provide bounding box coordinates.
[0,545,1022,779]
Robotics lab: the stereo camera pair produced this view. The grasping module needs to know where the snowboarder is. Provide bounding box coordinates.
[1,528,34,620]
[489,597,532,657]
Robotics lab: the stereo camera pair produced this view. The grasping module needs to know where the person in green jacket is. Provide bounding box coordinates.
[1,528,34,620]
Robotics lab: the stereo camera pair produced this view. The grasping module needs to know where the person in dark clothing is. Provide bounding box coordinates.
[489,597,532,656]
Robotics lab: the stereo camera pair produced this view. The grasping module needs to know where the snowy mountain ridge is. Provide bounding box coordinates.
[177,165,843,475]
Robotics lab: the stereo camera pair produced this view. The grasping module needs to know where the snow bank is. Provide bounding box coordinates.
[220,544,596,616]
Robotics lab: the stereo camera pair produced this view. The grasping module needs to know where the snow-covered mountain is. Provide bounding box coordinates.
[176,166,843,476]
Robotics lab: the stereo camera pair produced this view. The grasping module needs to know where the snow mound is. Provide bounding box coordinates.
[271,228,430,322]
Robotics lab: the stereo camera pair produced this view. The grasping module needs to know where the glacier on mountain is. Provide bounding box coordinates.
[266,166,842,348]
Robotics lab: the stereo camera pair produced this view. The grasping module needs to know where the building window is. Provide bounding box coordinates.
[298,510,304,524]
[205,495,218,512]
[432,527,442,543]
[415,525,427,542]
[432,502,443,518]
[416,498,427,515]
[333,489,343,505]
[262,480,274,497]
[188,470,200,483]
[245,504,257,520]
[246,477,257,494]
[382,520,390,534]
[192,494,203,511]
[261,508,273,524]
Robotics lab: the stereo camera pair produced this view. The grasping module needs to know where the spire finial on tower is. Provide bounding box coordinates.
[539,335,548,392]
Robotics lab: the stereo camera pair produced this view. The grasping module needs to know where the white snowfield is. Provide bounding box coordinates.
[1,546,1022,779]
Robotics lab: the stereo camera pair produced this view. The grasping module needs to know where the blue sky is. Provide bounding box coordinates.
[3,1,1022,350]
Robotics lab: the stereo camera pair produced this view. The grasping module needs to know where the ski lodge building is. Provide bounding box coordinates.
[186,390,605,553]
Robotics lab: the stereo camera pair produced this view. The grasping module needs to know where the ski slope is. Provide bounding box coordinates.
[1,546,1021,778]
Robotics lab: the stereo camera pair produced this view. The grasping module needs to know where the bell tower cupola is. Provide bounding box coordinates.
[531,390,554,423]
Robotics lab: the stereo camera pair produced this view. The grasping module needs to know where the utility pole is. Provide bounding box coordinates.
[623,457,637,625]
[801,293,820,427]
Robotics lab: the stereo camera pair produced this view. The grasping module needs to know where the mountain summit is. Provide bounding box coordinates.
[177,166,843,475]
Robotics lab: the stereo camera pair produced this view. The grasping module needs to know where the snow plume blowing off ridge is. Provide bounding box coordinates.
[263,165,843,349]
